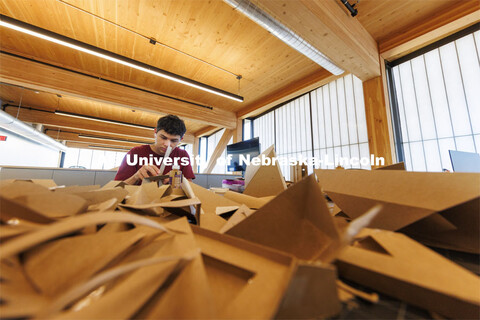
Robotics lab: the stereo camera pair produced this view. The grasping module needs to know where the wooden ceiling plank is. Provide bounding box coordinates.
[380,5,480,61]
[252,0,380,81]
[194,125,219,138]
[0,53,237,128]
[45,131,144,148]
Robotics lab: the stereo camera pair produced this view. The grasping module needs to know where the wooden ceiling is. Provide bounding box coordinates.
[0,0,477,150]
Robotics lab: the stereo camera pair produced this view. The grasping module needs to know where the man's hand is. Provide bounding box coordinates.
[134,165,160,181]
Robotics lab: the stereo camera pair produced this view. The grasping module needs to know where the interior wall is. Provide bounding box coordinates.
[0,128,61,167]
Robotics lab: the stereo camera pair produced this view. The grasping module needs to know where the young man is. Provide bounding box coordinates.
[115,114,195,185]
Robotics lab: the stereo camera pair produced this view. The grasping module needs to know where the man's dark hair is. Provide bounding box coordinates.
[156,114,186,137]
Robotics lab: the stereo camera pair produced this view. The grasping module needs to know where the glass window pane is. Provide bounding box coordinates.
[440,42,472,136]
[456,34,480,135]
[409,142,426,171]
[78,149,93,169]
[455,135,475,152]
[423,140,442,172]
[438,138,456,172]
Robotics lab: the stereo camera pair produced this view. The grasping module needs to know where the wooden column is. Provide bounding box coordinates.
[203,129,234,174]
[363,75,394,167]
[233,118,243,143]
[192,137,199,174]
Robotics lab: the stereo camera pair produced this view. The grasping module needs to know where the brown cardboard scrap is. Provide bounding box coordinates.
[15,193,88,218]
[336,280,379,303]
[375,162,406,170]
[0,180,50,199]
[0,224,40,241]
[336,228,480,319]
[125,183,169,205]
[315,169,480,253]
[243,145,287,197]
[87,198,119,213]
[189,182,240,214]
[275,262,341,319]
[200,210,228,232]
[0,211,173,260]
[192,226,296,319]
[53,185,101,193]
[66,188,128,207]
[100,180,126,189]
[23,229,145,297]
[218,204,254,234]
[51,218,215,320]
[0,257,50,318]
[0,195,56,224]
[223,190,272,209]
[227,174,342,260]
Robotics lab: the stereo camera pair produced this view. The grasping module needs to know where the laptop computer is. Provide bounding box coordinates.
[449,150,480,173]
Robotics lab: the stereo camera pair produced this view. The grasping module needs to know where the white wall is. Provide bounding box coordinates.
[0,128,61,167]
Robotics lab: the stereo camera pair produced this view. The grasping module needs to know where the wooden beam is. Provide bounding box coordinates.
[45,130,145,148]
[363,76,393,167]
[65,141,130,152]
[192,137,200,174]
[233,118,243,143]
[380,2,479,61]
[253,0,380,81]
[0,53,237,129]
[4,106,194,144]
[194,126,220,137]
[238,69,341,119]
[203,129,234,174]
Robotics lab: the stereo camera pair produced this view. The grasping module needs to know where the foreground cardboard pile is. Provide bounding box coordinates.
[0,166,479,319]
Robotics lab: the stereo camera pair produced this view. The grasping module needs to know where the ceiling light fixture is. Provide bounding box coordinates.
[223,0,344,75]
[54,111,154,130]
[78,134,148,144]
[88,145,131,152]
[0,14,244,102]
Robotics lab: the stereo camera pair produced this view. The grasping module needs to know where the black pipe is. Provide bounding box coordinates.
[340,0,358,17]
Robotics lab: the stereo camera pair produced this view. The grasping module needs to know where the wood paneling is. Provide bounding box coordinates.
[0,0,322,113]
[252,0,380,81]
[0,53,237,128]
[357,0,477,44]
[381,6,480,61]
[65,141,131,152]
[363,76,393,166]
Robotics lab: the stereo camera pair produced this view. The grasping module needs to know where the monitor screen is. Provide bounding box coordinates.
[227,138,260,172]
[449,150,480,173]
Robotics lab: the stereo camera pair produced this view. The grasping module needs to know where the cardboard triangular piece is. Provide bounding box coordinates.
[275,262,341,319]
[0,195,56,224]
[336,229,480,319]
[243,145,287,197]
[223,190,273,209]
[374,162,405,170]
[315,169,480,253]
[199,210,228,232]
[50,218,215,320]
[189,182,240,214]
[192,226,296,319]
[23,229,145,297]
[101,180,126,189]
[219,204,254,234]
[227,174,341,260]
[15,193,88,218]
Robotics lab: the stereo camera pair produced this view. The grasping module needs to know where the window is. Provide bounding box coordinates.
[62,147,127,169]
[388,28,479,171]
[252,74,370,180]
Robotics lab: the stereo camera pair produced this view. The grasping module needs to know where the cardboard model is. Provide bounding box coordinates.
[243,145,287,197]
[336,228,480,319]
[226,174,342,260]
[315,169,480,253]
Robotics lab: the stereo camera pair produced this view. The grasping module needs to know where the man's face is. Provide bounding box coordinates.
[154,129,182,155]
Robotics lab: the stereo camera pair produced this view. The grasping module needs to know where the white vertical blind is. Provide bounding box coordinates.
[391,30,480,171]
